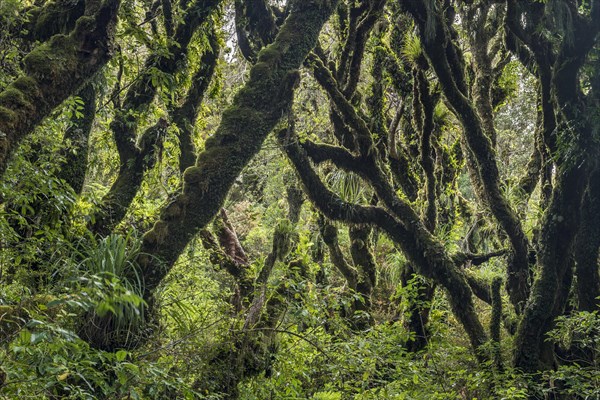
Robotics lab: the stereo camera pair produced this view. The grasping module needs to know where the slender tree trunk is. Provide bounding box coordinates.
[58,81,97,195]
[574,168,600,312]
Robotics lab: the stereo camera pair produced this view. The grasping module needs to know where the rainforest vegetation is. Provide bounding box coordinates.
[0,0,599,398]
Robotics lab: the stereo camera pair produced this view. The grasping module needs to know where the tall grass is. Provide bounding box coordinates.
[71,232,147,350]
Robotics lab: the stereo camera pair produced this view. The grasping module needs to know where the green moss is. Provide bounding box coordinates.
[144,220,169,247]
[162,199,185,220]
[12,77,40,97]
[0,87,31,108]
[0,87,32,130]
[23,35,78,81]
[196,147,234,173]
[0,107,17,126]
[29,0,85,40]
[23,47,61,79]
[72,16,97,38]
[256,46,281,66]
[249,62,271,81]
[183,166,203,184]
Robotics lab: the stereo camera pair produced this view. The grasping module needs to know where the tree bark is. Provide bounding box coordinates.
[58,81,97,194]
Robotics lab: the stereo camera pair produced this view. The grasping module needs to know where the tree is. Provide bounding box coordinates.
[0,0,599,398]
[0,0,120,176]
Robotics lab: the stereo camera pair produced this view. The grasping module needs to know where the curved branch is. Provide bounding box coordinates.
[309,54,374,153]
[279,131,488,355]
[319,218,358,290]
[173,29,220,172]
[404,0,531,312]
[303,140,362,172]
[342,0,387,98]
[452,249,507,267]
[91,118,168,235]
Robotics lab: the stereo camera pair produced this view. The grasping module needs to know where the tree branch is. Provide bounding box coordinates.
[279,130,488,355]
[0,0,120,176]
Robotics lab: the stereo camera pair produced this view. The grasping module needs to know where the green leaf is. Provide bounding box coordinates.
[116,350,128,362]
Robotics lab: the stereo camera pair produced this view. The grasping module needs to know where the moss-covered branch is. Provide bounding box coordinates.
[341,0,387,98]
[574,169,600,312]
[403,0,531,313]
[58,80,97,194]
[319,218,358,290]
[234,0,279,63]
[19,0,86,43]
[414,67,437,231]
[173,29,220,172]
[349,225,377,326]
[490,277,503,370]
[452,249,507,267]
[245,185,304,327]
[400,263,435,352]
[0,0,120,176]
[309,53,374,154]
[91,119,168,235]
[109,0,218,158]
[279,130,488,355]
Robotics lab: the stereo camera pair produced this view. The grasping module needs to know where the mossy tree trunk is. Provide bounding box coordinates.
[574,169,600,312]
[138,0,340,299]
[173,29,220,173]
[505,0,600,373]
[0,0,120,177]
[318,216,377,327]
[58,80,97,195]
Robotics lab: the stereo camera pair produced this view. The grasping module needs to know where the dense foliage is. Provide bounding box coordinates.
[0,0,599,399]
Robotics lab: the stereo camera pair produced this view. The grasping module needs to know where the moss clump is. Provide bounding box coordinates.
[183,166,203,185]
[72,16,97,39]
[12,77,40,98]
[32,0,85,41]
[195,147,234,178]
[151,220,169,244]
[249,62,271,82]
[161,199,185,220]
[0,107,17,127]
[256,45,282,67]
[23,35,78,82]
[0,88,33,110]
